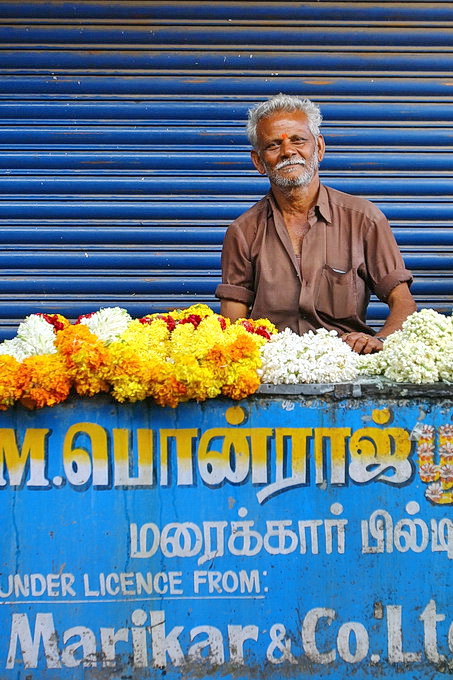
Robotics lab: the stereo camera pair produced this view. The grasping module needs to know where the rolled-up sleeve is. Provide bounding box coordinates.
[215,224,255,306]
[365,215,413,301]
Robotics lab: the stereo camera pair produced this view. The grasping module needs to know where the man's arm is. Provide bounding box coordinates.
[220,300,249,323]
[342,282,416,354]
[216,219,255,322]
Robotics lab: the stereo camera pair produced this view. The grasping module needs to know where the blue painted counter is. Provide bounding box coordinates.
[0,381,452,678]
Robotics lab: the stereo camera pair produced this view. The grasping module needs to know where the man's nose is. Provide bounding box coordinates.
[280,137,296,157]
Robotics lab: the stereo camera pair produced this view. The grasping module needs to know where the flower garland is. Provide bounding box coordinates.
[357,309,453,383]
[55,324,110,397]
[0,356,23,410]
[0,306,450,411]
[259,327,359,384]
[0,305,277,410]
[19,354,72,410]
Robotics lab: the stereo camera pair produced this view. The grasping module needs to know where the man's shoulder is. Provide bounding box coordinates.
[227,195,270,234]
[323,184,386,223]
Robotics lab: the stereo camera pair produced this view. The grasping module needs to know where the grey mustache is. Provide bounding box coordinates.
[275,159,306,170]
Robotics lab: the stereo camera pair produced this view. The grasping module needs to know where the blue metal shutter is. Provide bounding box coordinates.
[0,1,451,338]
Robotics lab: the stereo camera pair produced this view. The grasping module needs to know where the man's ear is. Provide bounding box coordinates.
[317,134,326,163]
[251,149,267,175]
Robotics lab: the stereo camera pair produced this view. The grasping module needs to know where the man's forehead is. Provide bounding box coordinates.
[256,110,311,136]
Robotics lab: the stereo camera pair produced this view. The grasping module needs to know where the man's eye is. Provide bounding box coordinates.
[266,143,278,150]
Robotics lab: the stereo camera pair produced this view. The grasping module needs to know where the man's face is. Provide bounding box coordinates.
[251,110,325,189]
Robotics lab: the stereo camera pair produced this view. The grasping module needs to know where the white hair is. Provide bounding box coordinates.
[247,94,323,148]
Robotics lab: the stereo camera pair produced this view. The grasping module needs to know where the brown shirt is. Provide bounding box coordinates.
[215,184,413,335]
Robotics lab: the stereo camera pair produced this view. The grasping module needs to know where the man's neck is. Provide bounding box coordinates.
[271,177,320,216]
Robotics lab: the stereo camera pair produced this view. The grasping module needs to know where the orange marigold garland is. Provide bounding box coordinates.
[0,356,23,410]
[167,315,232,403]
[222,370,261,400]
[55,324,110,397]
[19,354,72,409]
[148,362,188,408]
[102,319,171,403]
[101,343,154,403]
[219,325,265,400]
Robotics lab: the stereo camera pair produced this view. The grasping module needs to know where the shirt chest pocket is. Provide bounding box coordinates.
[315,265,357,319]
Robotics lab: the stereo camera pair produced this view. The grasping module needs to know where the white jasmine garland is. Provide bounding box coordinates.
[0,337,30,361]
[357,309,453,384]
[259,327,359,384]
[383,340,439,384]
[79,307,132,344]
[437,344,453,382]
[16,314,57,356]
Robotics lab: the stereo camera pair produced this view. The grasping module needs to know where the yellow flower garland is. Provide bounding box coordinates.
[0,305,278,410]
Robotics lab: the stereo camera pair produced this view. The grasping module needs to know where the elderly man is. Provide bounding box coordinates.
[215,94,416,354]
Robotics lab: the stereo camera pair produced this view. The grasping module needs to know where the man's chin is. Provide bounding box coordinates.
[272,175,312,189]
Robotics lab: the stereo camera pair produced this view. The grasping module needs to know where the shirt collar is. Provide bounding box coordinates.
[314,183,332,224]
[266,183,332,225]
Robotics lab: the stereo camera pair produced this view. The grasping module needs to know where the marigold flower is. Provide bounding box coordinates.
[119,319,170,361]
[149,362,188,408]
[169,323,196,359]
[223,326,264,369]
[205,344,229,368]
[222,370,261,400]
[102,342,155,403]
[0,355,23,409]
[19,354,72,409]
[178,359,223,402]
[55,324,110,396]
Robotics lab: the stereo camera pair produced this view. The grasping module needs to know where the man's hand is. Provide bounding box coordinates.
[220,300,249,323]
[341,332,384,354]
[341,283,416,354]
